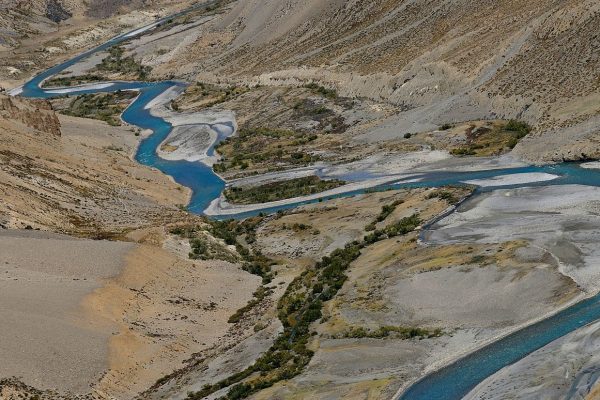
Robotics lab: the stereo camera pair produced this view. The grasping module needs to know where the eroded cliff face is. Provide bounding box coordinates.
[0,94,189,233]
[0,95,61,136]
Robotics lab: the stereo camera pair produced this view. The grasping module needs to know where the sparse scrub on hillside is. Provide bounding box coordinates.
[303,82,337,99]
[170,217,275,283]
[173,82,249,110]
[449,120,532,156]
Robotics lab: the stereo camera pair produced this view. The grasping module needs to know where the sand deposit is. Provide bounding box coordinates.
[0,229,131,393]
[425,185,600,292]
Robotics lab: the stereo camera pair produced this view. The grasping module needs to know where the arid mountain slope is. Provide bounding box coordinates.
[0,94,188,234]
[0,0,195,88]
[148,0,600,162]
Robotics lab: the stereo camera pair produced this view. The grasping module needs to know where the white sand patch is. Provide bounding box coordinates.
[44,82,115,94]
[44,46,64,54]
[144,84,184,109]
[8,86,23,96]
[122,21,162,39]
[462,172,559,187]
[426,185,600,292]
[6,66,21,75]
[157,124,219,164]
[580,161,600,169]
[321,150,452,177]
[153,104,237,165]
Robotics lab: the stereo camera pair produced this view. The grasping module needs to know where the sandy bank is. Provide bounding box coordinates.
[425,184,600,292]
[156,112,236,166]
[462,172,560,187]
[44,82,115,94]
[89,229,261,399]
[0,229,132,393]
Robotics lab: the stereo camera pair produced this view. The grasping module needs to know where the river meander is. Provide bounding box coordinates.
[16,6,600,400]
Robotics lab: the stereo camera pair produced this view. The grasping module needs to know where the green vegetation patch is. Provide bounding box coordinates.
[173,82,249,110]
[303,82,337,99]
[365,198,406,231]
[213,127,321,174]
[187,213,423,400]
[59,90,137,126]
[450,120,532,157]
[42,74,105,88]
[334,325,443,339]
[224,176,346,205]
[426,189,459,204]
[171,217,276,284]
[97,45,152,80]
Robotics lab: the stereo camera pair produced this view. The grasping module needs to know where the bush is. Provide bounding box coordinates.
[505,120,531,136]
[186,211,423,400]
[303,82,337,99]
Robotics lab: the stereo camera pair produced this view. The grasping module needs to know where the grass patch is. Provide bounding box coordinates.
[450,120,532,156]
[59,91,136,126]
[224,176,346,204]
[97,45,152,80]
[213,127,321,174]
[42,74,106,88]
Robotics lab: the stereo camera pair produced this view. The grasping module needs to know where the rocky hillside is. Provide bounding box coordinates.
[0,94,188,234]
[0,0,195,88]
[148,0,600,162]
[0,95,61,136]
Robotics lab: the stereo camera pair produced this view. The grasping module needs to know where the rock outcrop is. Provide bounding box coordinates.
[0,95,61,136]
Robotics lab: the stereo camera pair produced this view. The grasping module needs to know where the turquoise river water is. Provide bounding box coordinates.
[16,6,600,400]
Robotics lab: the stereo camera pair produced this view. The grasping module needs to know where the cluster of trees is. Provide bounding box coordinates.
[187,212,423,400]
[61,91,135,126]
[224,176,345,204]
[98,45,152,80]
[338,325,443,339]
[213,127,320,173]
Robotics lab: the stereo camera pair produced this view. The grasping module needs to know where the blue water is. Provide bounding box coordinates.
[17,6,600,400]
[399,293,600,400]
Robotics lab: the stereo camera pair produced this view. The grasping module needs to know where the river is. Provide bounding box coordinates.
[15,5,600,400]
